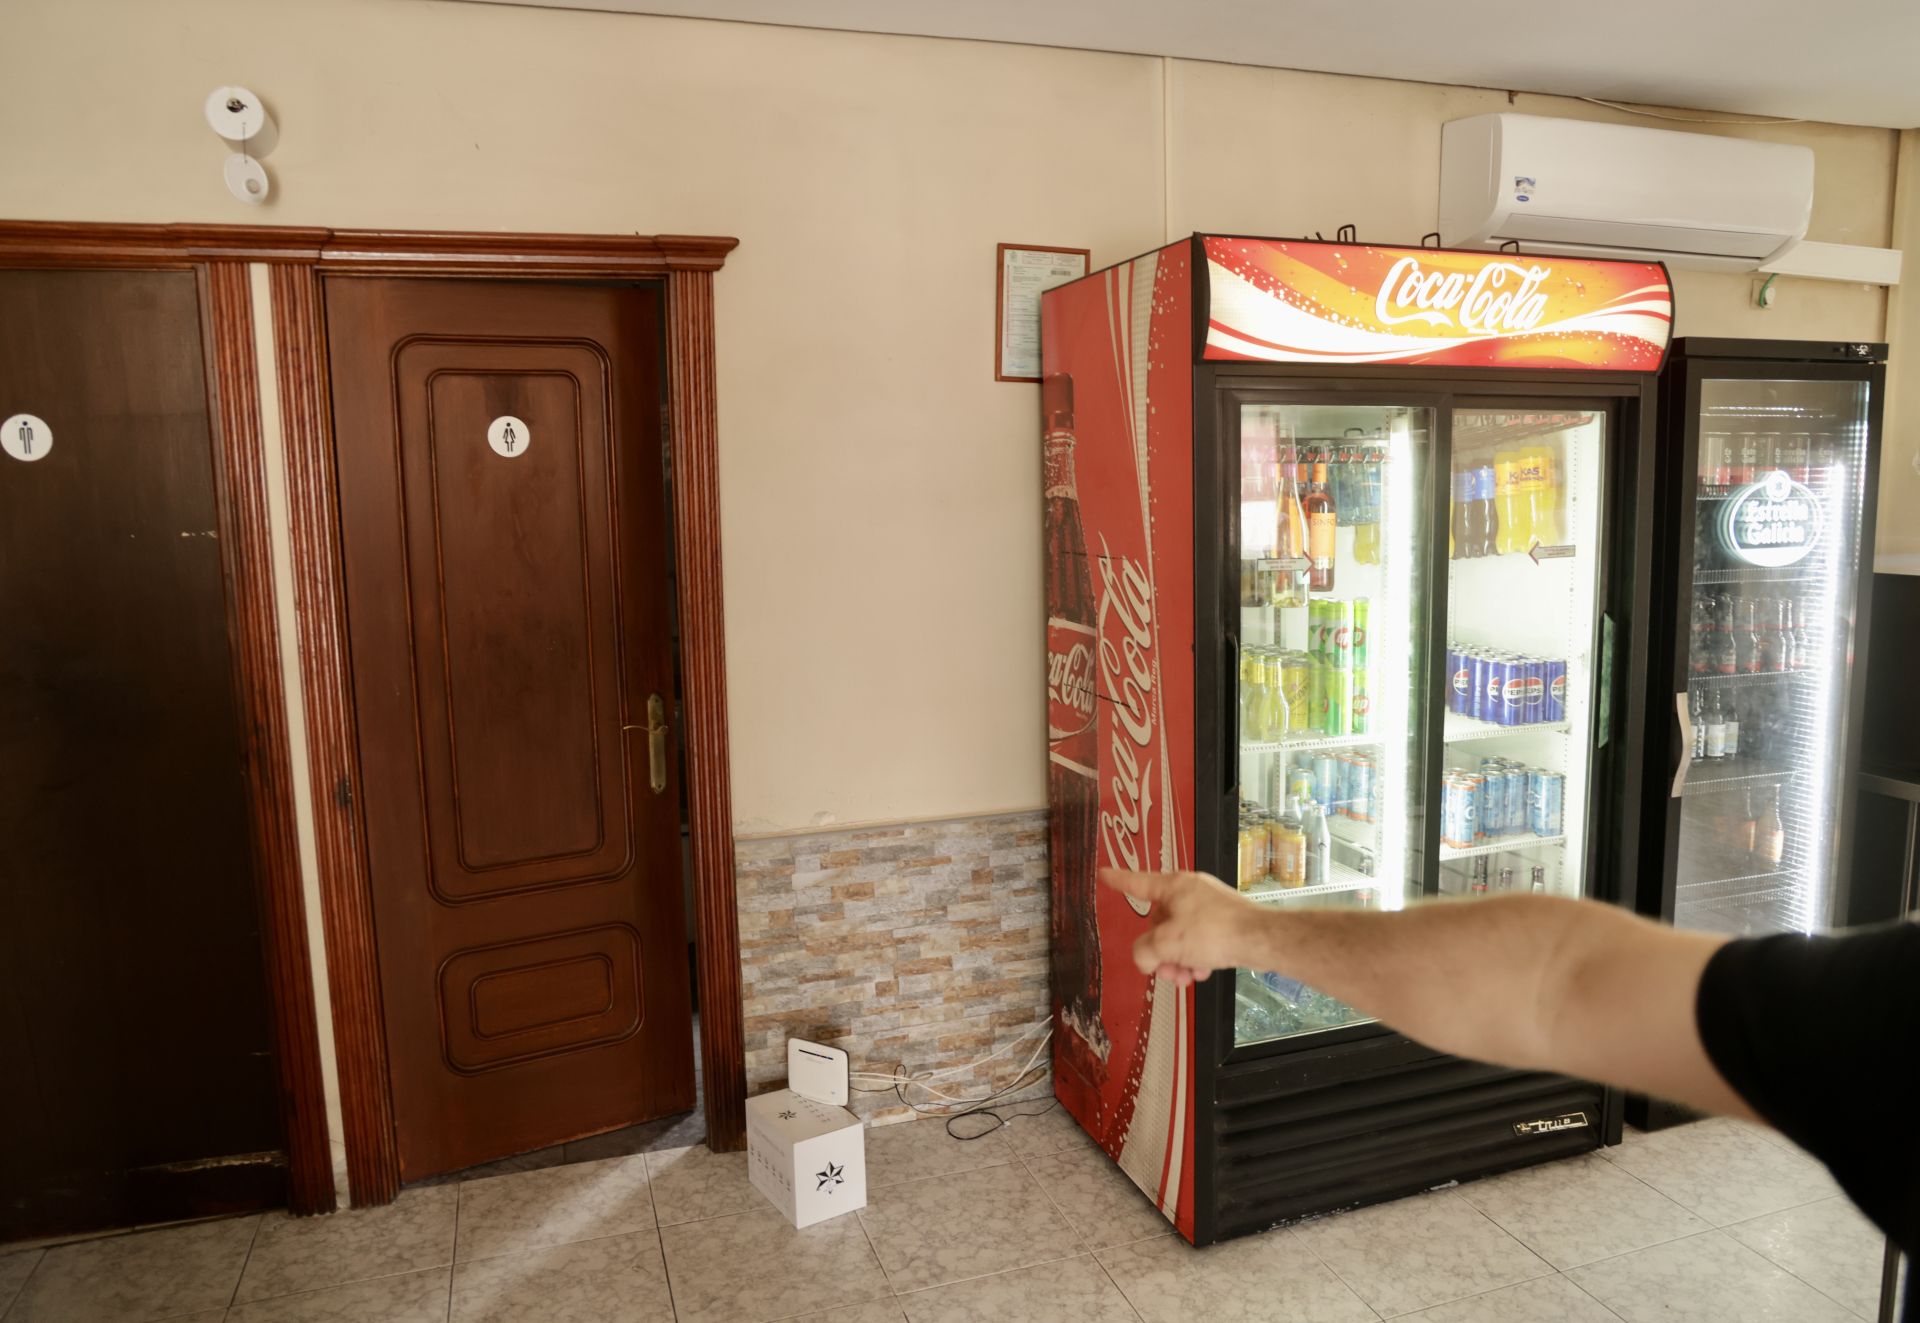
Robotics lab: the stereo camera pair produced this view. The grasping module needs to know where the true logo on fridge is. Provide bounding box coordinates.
[1095,538,1159,917]
[1375,257,1553,335]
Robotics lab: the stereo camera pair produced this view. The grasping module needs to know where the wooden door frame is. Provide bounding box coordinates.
[0,222,747,1212]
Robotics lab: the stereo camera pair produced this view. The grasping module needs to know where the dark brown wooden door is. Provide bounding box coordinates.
[325,277,693,1180]
[0,268,284,1239]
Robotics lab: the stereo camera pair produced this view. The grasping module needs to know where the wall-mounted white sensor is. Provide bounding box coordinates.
[205,86,276,204]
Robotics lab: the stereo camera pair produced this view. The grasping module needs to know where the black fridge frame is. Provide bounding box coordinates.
[1640,339,1886,931]
[1189,356,1661,1244]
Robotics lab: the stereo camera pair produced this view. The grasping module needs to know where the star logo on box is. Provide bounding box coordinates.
[815,1161,845,1193]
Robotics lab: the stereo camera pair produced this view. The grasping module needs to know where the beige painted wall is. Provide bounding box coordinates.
[0,0,1902,831]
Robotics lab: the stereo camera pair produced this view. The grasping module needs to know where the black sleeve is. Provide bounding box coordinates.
[1696,921,1920,1260]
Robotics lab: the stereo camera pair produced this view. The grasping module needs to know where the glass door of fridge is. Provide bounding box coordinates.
[1674,379,1870,935]
[1440,409,1608,901]
[1232,401,1432,1047]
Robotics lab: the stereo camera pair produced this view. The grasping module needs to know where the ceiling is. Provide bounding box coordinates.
[472,0,1920,129]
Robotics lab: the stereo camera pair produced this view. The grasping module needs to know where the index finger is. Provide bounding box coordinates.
[1099,868,1174,905]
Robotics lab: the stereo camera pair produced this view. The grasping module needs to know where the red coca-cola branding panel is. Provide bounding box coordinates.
[1040,240,1198,1240]
[1202,237,1673,370]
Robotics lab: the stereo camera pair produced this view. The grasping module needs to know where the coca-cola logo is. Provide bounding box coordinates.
[1376,257,1552,335]
[1047,632,1097,739]
[1095,539,1158,917]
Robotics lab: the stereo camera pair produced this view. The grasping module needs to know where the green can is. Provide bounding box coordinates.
[1352,597,1369,671]
[1325,666,1353,735]
[1328,599,1355,672]
[1351,666,1370,734]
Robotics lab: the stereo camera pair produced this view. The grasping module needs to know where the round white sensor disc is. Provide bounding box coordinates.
[223,153,270,205]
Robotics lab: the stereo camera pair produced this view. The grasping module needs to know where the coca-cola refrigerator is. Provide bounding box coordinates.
[1631,338,1885,1129]
[1040,234,1674,1244]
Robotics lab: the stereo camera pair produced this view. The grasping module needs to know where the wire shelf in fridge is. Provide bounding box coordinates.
[1679,757,1798,795]
[1686,669,1814,688]
[1438,833,1565,861]
[1241,863,1380,904]
[1692,568,1825,586]
[1241,731,1379,755]
[1444,713,1572,744]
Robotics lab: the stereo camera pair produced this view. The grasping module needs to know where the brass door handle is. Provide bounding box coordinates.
[642,693,669,795]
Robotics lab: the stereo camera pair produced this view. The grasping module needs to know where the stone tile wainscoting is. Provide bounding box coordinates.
[733,810,1052,1120]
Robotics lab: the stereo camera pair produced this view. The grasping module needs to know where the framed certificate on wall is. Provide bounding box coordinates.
[996,243,1090,382]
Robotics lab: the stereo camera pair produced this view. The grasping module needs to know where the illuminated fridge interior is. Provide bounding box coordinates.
[1439,410,1607,906]
[1232,402,1431,1046]
[1673,379,1870,935]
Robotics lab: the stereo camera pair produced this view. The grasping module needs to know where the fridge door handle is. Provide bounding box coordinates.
[1225,632,1239,795]
[1672,689,1693,798]
[1597,611,1617,748]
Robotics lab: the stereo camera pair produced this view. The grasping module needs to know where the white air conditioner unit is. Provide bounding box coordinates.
[1439,113,1813,271]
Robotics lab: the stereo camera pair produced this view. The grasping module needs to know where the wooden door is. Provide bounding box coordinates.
[325,277,694,1179]
[0,268,284,1239]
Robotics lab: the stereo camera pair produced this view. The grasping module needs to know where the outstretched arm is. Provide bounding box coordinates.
[1103,868,1754,1121]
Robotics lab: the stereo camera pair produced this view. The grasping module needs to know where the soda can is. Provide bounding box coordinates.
[1521,658,1546,724]
[1349,754,1374,823]
[1500,659,1529,725]
[1281,653,1311,733]
[1440,775,1467,848]
[1541,657,1567,723]
[1309,600,1328,659]
[1351,667,1370,734]
[1469,650,1491,722]
[1447,646,1468,714]
[1530,771,1565,838]
[1288,762,1315,804]
[1313,754,1338,813]
[1352,598,1369,671]
[1328,600,1354,671]
[1506,766,1531,838]
[1478,757,1507,833]
[1482,656,1510,726]
[1325,667,1352,735]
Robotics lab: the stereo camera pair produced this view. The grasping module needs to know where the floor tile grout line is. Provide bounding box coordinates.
[0,1249,47,1321]
[446,1177,460,1323]
[1279,1223,1387,1320]
[226,1215,266,1310]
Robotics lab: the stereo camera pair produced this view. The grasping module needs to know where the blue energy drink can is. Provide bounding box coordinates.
[1507,766,1531,837]
[1542,658,1567,723]
[1349,754,1374,823]
[1314,754,1338,813]
[1441,775,1470,848]
[1530,771,1565,838]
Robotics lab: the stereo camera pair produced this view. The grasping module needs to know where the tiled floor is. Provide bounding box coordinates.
[0,1114,1895,1322]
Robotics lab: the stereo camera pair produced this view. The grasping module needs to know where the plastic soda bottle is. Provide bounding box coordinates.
[1305,462,1336,591]
[1528,441,1560,545]
[1494,449,1526,555]
[1474,460,1500,556]
[1240,648,1269,742]
[1262,651,1290,741]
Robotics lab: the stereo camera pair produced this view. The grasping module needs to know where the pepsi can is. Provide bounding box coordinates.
[1478,757,1506,833]
[1521,658,1546,724]
[1465,651,1487,722]
[1506,766,1531,837]
[1500,659,1529,725]
[1530,771,1565,838]
[1441,775,1470,848]
[1448,647,1469,714]
[1542,658,1567,723]
[1483,657,1510,726]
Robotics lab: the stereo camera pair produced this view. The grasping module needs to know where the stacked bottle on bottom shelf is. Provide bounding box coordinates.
[1689,589,1812,677]
[1236,749,1381,892]
[1685,683,1793,764]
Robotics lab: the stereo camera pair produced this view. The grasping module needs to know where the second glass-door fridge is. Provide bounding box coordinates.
[1043,235,1672,1245]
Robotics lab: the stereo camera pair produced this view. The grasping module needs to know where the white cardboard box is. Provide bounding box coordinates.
[745,1086,867,1228]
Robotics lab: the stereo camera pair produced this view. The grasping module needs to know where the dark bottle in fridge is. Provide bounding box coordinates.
[1042,373,1108,1074]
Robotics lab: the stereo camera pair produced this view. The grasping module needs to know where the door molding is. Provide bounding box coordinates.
[0,221,746,1210]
